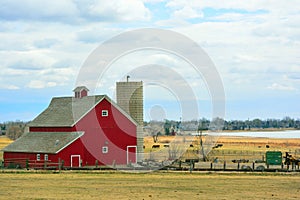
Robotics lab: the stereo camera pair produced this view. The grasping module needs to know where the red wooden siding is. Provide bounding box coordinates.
[3,138,84,168]
[80,90,88,98]
[29,127,76,132]
[74,98,137,165]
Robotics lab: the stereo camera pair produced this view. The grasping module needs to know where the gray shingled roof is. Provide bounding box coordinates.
[2,131,84,153]
[73,86,89,92]
[28,95,105,127]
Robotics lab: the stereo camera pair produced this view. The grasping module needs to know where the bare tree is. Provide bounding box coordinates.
[7,126,22,140]
[144,121,164,143]
[7,124,26,140]
[168,142,186,161]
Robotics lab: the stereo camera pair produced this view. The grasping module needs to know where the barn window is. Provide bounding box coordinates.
[102,110,108,117]
[36,154,40,161]
[45,154,48,161]
[102,146,108,154]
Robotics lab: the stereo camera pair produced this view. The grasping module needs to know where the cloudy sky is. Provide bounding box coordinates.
[0,0,299,122]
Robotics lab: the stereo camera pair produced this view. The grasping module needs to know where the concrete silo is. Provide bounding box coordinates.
[116,80,144,162]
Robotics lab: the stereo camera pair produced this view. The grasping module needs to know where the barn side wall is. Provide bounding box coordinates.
[75,98,137,165]
[3,152,57,168]
[3,138,84,168]
[56,138,85,167]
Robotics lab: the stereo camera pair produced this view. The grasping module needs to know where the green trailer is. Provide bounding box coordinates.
[266,151,282,165]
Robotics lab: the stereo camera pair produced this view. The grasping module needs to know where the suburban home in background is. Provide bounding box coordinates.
[3,85,140,168]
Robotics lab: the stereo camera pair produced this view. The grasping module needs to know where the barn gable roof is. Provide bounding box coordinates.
[28,95,105,127]
[2,131,84,154]
[28,95,138,127]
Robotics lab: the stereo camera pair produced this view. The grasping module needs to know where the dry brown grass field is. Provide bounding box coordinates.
[144,135,300,163]
[0,135,300,199]
[0,171,299,200]
[2,135,300,163]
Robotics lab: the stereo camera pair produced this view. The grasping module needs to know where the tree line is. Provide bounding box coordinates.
[145,117,300,135]
[1,117,300,140]
[212,117,300,131]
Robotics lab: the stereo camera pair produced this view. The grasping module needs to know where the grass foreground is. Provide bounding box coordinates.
[0,171,299,200]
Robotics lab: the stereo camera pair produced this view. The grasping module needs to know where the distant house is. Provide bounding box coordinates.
[3,86,138,168]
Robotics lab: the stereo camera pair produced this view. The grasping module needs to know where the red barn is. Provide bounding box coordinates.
[3,87,138,168]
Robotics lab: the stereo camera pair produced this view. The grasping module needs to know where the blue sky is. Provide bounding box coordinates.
[0,0,299,122]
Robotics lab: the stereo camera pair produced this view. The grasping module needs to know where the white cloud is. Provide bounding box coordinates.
[173,6,203,19]
[0,84,20,90]
[0,0,299,120]
[34,38,59,49]
[0,0,79,22]
[166,0,300,14]
[27,80,57,89]
[0,0,151,23]
[76,26,123,43]
[172,12,300,85]
[142,0,166,3]
[155,19,190,27]
[86,0,151,22]
[267,83,297,91]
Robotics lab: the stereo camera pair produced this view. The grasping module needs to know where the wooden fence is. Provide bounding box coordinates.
[1,158,63,170]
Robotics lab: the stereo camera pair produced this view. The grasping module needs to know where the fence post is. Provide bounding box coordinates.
[44,160,47,170]
[189,160,193,173]
[179,160,182,169]
[252,162,255,170]
[210,162,213,170]
[223,161,226,170]
[26,159,29,170]
[292,162,295,171]
[237,162,240,170]
[58,158,61,172]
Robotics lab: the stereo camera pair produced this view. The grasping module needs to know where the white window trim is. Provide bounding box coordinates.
[44,154,48,161]
[101,110,108,117]
[36,154,40,161]
[127,146,137,164]
[75,91,80,98]
[71,155,81,167]
[102,146,108,154]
